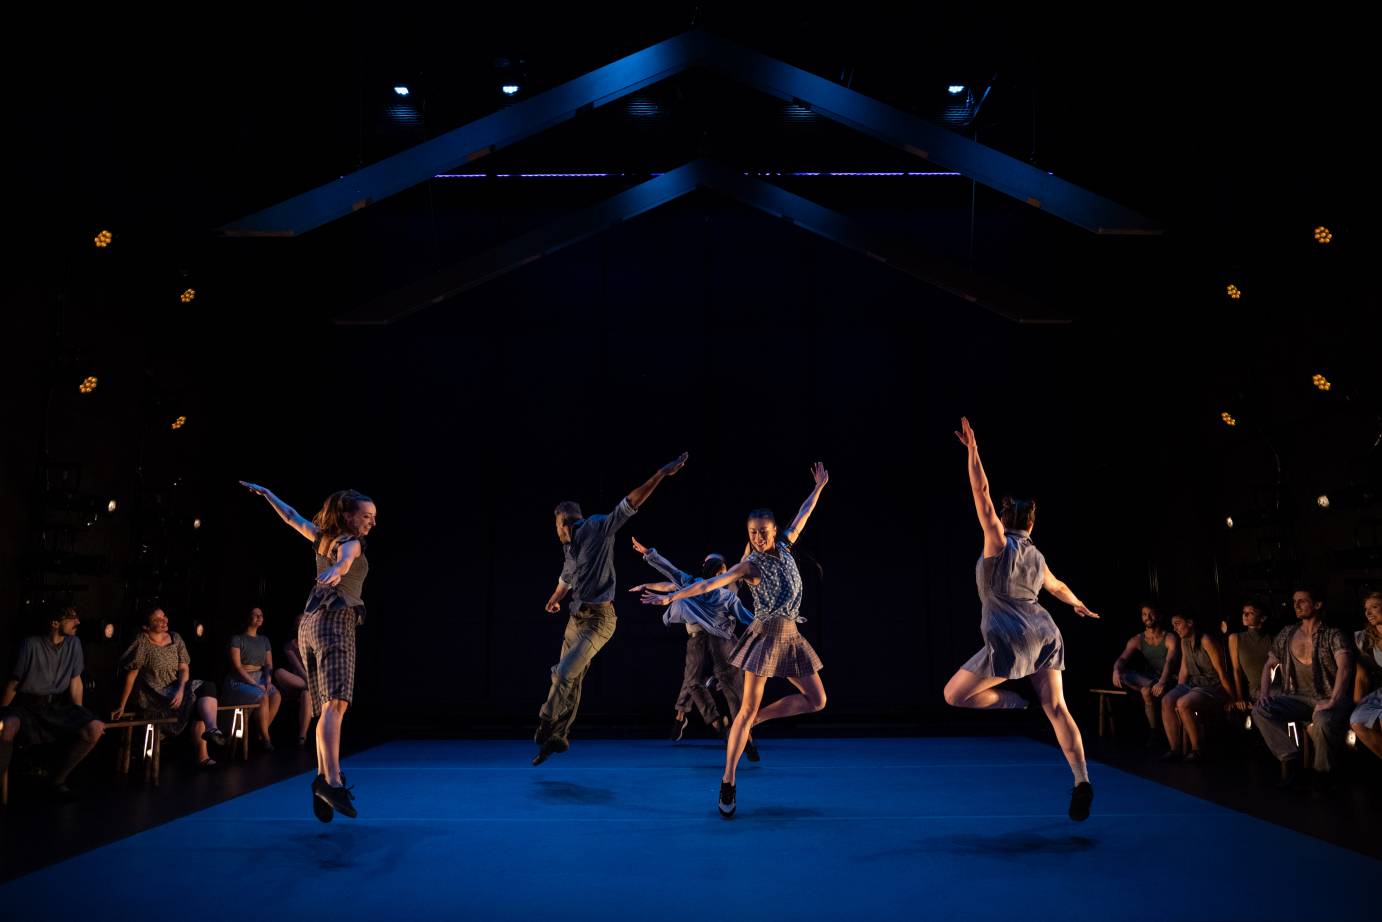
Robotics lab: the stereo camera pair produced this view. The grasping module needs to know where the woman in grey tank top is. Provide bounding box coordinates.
[943,418,1101,822]
[643,463,829,819]
[242,481,375,822]
[1161,612,1233,762]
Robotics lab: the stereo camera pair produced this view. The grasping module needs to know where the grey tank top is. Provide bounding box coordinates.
[1138,633,1169,676]
[315,535,369,607]
[1184,637,1219,688]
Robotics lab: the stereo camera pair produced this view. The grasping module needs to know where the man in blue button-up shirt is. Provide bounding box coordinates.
[533,452,688,765]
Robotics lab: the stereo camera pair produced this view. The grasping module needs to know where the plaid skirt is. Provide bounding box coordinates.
[730,617,822,678]
[299,608,360,716]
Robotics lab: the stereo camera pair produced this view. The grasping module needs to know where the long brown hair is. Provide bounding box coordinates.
[313,489,372,552]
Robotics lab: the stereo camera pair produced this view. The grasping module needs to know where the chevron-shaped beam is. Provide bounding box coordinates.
[335,159,1054,326]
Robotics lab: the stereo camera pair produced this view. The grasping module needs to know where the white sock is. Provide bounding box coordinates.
[1072,759,1090,785]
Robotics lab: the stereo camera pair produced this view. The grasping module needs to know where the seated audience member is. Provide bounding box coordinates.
[0,607,105,798]
[1112,602,1179,737]
[1253,585,1354,790]
[1349,591,1382,760]
[224,607,282,751]
[1229,598,1273,711]
[1160,611,1233,762]
[272,612,314,747]
[113,607,228,768]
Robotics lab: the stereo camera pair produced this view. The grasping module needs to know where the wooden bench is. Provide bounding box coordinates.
[215,704,261,763]
[1090,688,1129,739]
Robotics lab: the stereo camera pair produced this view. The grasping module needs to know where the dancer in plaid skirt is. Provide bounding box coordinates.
[242,481,375,822]
[643,463,828,818]
[942,418,1101,821]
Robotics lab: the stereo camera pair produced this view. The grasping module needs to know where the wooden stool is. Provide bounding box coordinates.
[1091,689,1129,739]
[216,704,261,762]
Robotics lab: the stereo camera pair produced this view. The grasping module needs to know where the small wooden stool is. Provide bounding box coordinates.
[1090,689,1129,739]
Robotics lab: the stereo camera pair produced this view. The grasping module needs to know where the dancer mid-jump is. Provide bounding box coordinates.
[241,482,375,822]
[644,463,829,819]
[942,419,1099,821]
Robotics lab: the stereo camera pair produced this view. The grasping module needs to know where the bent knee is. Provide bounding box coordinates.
[809,693,827,713]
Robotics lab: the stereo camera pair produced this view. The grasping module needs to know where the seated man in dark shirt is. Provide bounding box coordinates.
[0,608,105,798]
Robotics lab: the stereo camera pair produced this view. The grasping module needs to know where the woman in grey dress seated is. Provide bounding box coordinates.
[1350,591,1382,759]
[642,463,829,819]
[224,607,283,752]
[943,418,1101,821]
[1159,611,1233,762]
[112,607,228,768]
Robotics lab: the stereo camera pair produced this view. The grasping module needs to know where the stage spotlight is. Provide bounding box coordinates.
[1347,729,1358,749]
[947,85,966,95]
[194,621,205,638]
[1312,373,1332,392]
[1226,516,1235,529]
[79,376,98,394]
[1226,284,1241,300]
[180,288,196,303]
[94,230,112,248]
[102,621,116,640]
[1221,412,1237,427]
[107,499,118,513]
[1314,226,1333,244]
[1244,715,1253,730]
[171,416,187,430]
[393,85,410,96]
[501,84,520,95]
[193,518,202,530]
[1317,495,1330,509]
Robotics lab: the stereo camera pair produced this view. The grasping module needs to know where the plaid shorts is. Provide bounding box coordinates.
[299,608,359,716]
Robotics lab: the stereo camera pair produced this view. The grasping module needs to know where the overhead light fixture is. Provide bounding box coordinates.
[94,230,113,248]
[180,288,196,303]
[171,416,187,430]
[107,500,118,514]
[1312,373,1332,392]
[79,376,99,394]
[1225,516,1234,529]
[393,85,410,97]
[947,84,966,95]
[1314,226,1332,244]
[1226,284,1241,300]
[193,517,202,530]
[1316,495,1330,509]
[501,84,520,96]
[1221,412,1237,428]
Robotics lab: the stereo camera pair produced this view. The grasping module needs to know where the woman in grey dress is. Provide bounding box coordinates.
[1349,591,1382,759]
[642,463,829,818]
[943,418,1100,821]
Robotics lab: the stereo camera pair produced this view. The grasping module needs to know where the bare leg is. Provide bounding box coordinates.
[1176,689,1216,753]
[751,673,826,725]
[723,673,768,786]
[1119,671,1160,728]
[1029,669,1089,783]
[258,687,281,741]
[0,715,22,774]
[318,699,349,786]
[191,720,210,762]
[943,668,1026,709]
[54,720,104,784]
[1162,686,1189,752]
[274,671,311,742]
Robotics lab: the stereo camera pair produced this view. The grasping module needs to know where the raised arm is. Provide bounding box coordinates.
[632,536,694,589]
[240,481,318,542]
[626,453,689,510]
[784,463,829,545]
[1042,568,1100,619]
[642,561,757,607]
[954,418,1005,557]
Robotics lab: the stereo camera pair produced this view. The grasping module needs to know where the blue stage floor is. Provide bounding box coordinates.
[2,737,1374,920]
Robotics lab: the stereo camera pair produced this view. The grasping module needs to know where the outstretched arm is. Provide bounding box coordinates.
[240,482,318,542]
[642,561,756,606]
[631,536,694,588]
[1042,568,1100,619]
[784,463,829,545]
[954,418,1005,557]
[626,453,689,510]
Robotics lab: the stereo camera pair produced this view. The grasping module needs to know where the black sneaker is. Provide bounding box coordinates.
[317,779,357,818]
[1068,782,1093,822]
[744,737,760,762]
[1184,749,1205,763]
[532,737,569,766]
[203,728,229,748]
[311,774,334,824]
[718,781,736,819]
[1157,750,1181,763]
[671,716,688,742]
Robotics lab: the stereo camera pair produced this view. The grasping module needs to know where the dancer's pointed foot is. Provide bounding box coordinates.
[1068,781,1093,822]
[532,736,569,766]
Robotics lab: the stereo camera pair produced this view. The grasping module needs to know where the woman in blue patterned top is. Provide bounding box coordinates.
[643,462,829,819]
[944,418,1101,822]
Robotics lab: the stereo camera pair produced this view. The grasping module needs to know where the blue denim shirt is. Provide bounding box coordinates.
[641,548,752,640]
[559,498,637,607]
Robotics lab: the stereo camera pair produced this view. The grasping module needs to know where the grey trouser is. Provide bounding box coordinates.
[539,603,616,742]
[676,632,744,724]
[1252,694,1350,772]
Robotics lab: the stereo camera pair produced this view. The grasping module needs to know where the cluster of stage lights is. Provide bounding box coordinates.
[1226,284,1242,300]
[180,288,196,303]
[1220,412,1237,428]
[171,416,187,430]
[93,230,112,248]
[79,376,98,394]
[1313,373,1332,392]
[1314,226,1333,244]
